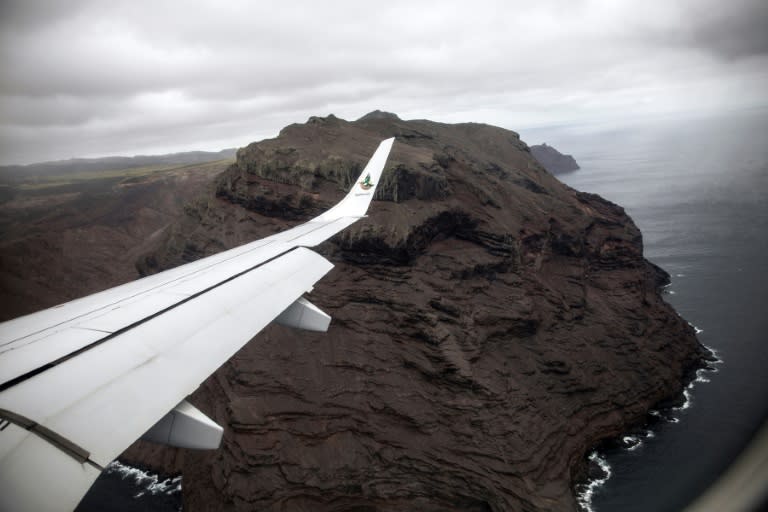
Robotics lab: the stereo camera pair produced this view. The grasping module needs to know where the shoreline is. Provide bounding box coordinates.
[573,339,722,511]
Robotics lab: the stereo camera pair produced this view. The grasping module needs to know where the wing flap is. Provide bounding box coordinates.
[0,423,102,512]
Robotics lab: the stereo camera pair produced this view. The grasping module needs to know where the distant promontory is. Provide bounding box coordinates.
[530,143,580,174]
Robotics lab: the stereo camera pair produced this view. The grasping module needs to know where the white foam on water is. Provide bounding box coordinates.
[105,461,182,499]
[673,385,694,412]
[693,343,722,385]
[576,451,612,512]
[694,366,714,383]
[687,321,704,335]
[705,345,723,365]
[668,341,722,415]
[623,435,643,451]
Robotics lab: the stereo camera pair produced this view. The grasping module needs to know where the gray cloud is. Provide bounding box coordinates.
[680,0,768,59]
[0,0,92,32]
[1,0,766,165]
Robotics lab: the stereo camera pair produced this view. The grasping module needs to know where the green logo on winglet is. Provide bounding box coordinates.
[359,173,374,190]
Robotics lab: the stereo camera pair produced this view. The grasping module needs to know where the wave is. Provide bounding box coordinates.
[105,461,182,499]
[576,452,612,512]
[671,342,723,412]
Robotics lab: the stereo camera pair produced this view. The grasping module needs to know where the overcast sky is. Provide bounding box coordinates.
[1,0,767,165]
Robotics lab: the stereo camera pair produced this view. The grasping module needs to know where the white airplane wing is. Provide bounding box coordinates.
[0,137,395,512]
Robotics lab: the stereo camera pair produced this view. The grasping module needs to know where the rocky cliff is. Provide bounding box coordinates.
[530,143,580,174]
[124,111,704,511]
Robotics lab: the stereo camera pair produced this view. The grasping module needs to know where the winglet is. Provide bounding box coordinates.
[313,137,395,222]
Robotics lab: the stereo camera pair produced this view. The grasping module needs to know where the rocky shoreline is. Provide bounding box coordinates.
[576,346,718,505]
[121,112,706,511]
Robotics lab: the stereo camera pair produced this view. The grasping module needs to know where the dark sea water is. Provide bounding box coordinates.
[522,108,768,512]
[76,461,182,512]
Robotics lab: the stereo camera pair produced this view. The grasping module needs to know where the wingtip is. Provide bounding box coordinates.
[312,138,395,222]
[359,136,395,195]
[373,137,395,156]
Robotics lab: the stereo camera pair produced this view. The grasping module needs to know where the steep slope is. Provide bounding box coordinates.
[125,111,704,511]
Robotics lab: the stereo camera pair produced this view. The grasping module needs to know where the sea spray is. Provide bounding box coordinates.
[576,452,612,512]
[105,461,182,499]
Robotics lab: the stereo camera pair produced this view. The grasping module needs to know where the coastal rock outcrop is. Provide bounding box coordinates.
[123,112,704,511]
[530,143,580,174]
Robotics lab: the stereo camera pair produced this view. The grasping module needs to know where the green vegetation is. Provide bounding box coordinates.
[11,159,234,190]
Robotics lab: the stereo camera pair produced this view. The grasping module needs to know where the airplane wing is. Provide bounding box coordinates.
[0,137,395,512]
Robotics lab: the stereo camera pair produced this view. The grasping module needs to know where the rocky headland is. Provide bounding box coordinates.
[119,111,706,511]
[530,143,580,174]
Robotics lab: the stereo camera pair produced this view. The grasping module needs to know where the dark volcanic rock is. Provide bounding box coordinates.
[530,143,580,174]
[125,113,701,511]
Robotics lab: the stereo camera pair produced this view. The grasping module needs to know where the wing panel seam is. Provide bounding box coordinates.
[0,408,103,471]
[0,240,281,347]
[0,245,304,392]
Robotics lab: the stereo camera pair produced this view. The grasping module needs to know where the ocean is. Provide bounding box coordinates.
[78,108,768,511]
[75,461,182,512]
[522,107,768,511]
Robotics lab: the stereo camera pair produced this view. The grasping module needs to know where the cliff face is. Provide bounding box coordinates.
[530,144,580,174]
[128,112,704,511]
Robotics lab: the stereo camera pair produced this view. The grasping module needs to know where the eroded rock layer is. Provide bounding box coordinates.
[125,112,704,511]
